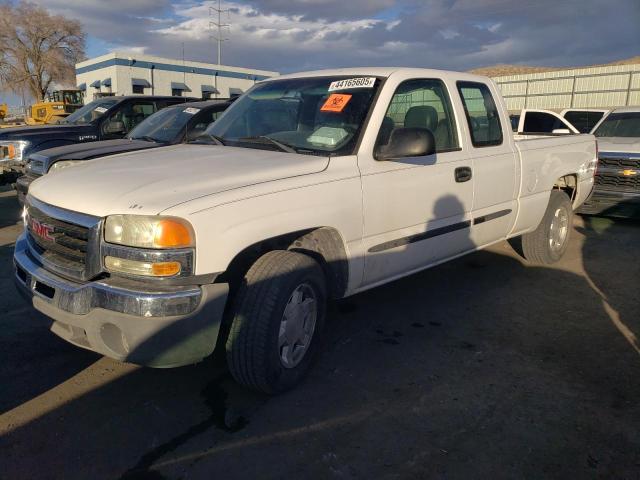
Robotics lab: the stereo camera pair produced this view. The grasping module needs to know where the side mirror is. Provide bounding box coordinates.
[552,128,572,134]
[376,127,436,161]
[105,120,125,135]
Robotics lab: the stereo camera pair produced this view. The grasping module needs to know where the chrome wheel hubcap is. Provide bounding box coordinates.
[549,207,569,252]
[278,283,317,369]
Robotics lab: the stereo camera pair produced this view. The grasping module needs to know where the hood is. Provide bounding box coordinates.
[35,139,160,163]
[596,137,640,154]
[0,123,96,143]
[28,144,329,217]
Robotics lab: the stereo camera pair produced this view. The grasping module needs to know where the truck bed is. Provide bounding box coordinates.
[510,133,597,236]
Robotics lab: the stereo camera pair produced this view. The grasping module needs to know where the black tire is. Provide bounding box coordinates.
[521,190,573,264]
[225,250,327,394]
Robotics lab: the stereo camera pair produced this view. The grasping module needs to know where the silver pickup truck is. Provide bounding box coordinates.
[579,107,640,217]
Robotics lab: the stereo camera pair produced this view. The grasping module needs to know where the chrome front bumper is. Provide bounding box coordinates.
[14,233,229,367]
[578,189,640,217]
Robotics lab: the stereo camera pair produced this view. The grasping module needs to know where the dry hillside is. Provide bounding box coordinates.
[470,56,640,77]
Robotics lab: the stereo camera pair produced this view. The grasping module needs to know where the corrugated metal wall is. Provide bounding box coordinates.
[492,64,640,112]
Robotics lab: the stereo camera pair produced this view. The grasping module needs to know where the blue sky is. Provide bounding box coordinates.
[3,0,638,106]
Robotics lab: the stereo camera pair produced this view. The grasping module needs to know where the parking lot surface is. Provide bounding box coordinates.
[1,187,639,480]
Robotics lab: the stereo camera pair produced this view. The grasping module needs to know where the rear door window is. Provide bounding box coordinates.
[457,82,503,147]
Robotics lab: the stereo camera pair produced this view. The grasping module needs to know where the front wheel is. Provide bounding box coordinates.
[225,250,327,394]
[521,190,573,264]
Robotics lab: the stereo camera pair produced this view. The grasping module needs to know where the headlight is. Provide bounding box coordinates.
[104,215,195,249]
[0,140,30,163]
[49,160,81,172]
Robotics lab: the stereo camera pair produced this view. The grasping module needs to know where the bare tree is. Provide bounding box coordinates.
[0,1,85,101]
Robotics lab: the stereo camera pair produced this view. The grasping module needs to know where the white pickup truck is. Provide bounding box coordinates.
[14,68,597,393]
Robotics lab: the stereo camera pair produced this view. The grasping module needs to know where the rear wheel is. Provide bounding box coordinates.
[225,250,327,394]
[521,190,573,264]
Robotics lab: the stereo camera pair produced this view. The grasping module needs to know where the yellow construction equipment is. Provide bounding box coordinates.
[25,90,84,125]
[0,103,7,122]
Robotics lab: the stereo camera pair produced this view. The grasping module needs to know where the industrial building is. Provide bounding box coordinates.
[75,52,278,102]
[492,62,640,112]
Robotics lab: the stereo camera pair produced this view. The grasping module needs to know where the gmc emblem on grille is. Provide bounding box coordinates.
[30,218,55,242]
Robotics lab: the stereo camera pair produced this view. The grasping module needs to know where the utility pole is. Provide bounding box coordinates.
[209,0,229,65]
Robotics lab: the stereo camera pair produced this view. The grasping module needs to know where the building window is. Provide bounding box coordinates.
[172,89,183,97]
[132,85,145,95]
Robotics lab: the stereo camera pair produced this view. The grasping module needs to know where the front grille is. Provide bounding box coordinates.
[25,199,101,281]
[595,173,640,192]
[598,155,639,169]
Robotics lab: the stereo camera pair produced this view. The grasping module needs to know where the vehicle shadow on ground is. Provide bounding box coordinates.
[0,182,100,414]
[2,197,639,479]
[0,242,101,414]
[578,213,640,358]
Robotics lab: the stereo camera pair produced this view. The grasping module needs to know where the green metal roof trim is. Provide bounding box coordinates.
[171,82,192,92]
[131,78,152,87]
[201,85,220,94]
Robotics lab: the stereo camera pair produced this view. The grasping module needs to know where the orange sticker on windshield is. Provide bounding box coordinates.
[321,94,352,112]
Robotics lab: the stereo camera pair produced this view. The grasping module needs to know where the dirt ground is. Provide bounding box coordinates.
[0,186,638,480]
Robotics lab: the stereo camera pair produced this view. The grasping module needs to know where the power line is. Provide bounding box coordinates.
[209,0,230,65]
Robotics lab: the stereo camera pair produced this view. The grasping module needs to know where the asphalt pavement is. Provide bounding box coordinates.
[1,187,639,480]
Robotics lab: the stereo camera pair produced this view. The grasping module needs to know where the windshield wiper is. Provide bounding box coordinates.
[133,135,163,143]
[239,136,298,153]
[195,134,226,146]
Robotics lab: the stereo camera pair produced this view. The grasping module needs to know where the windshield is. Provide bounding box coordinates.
[563,110,605,133]
[62,98,119,125]
[204,76,381,155]
[129,106,195,143]
[594,112,640,138]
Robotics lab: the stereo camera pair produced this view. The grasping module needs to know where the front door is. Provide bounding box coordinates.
[359,77,474,286]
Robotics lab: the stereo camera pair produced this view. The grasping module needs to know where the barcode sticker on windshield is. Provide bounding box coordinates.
[94,107,108,113]
[328,77,376,92]
[183,107,200,115]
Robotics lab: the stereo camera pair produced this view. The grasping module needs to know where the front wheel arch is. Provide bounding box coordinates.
[217,226,349,299]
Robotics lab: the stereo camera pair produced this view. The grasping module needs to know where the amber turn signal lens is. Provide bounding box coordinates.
[151,261,182,276]
[105,256,182,277]
[154,219,194,248]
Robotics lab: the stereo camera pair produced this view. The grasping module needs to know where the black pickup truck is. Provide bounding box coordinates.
[15,99,232,204]
[0,95,191,185]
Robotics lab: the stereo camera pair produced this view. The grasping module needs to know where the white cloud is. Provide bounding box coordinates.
[158,2,381,46]
[29,0,640,74]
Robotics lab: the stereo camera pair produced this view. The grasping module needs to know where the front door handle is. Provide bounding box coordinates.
[455,166,472,183]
